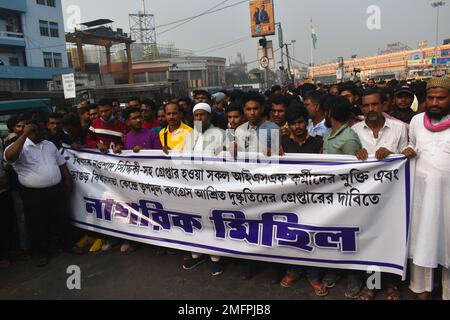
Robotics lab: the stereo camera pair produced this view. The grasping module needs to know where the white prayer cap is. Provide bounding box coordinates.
[193,103,212,114]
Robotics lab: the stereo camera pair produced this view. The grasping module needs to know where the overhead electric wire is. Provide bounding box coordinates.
[157,0,230,36]
[196,36,252,55]
[288,55,311,67]
[156,0,249,30]
[157,0,250,36]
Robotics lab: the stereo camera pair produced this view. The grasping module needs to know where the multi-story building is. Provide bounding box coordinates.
[309,43,450,84]
[90,56,227,89]
[0,0,72,91]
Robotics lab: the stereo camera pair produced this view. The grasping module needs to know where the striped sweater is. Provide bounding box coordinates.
[86,118,127,149]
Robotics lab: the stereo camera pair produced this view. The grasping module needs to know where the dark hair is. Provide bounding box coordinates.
[55,105,68,112]
[62,113,81,128]
[142,98,157,110]
[25,119,41,127]
[381,87,394,99]
[323,96,352,123]
[164,101,181,113]
[300,83,317,98]
[193,90,212,101]
[263,90,272,99]
[225,102,244,115]
[23,110,44,123]
[263,101,272,118]
[127,96,141,104]
[271,85,282,94]
[413,81,427,104]
[304,91,325,106]
[77,106,90,114]
[271,94,289,108]
[286,105,310,124]
[98,99,113,107]
[178,97,193,107]
[229,89,244,103]
[123,107,141,120]
[286,93,301,105]
[338,83,360,97]
[6,116,18,132]
[242,91,266,107]
[362,88,387,103]
[27,114,48,128]
[47,112,63,122]
[89,104,98,111]
[387,79,399,88]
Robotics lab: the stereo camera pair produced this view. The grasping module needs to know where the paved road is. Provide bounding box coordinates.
[0,244,418,300]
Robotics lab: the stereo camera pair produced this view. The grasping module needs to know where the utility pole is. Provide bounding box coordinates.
[264,36,268,89]
[431,1,446,73]
[285,43,294,84]
[291,40,296,67]
[259,37,269,89]
[275,23,285,85]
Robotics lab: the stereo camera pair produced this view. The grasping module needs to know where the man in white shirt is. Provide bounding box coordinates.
[403,77,450,300]
[354,88,408,161]
[353,87,408,300]
[232,92,281,157]
[183,103,225,156]
[305,91,330,138]
[182,103,225,276]
[4,119,80,267]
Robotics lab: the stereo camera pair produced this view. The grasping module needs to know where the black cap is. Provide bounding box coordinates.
[394,84,414,97]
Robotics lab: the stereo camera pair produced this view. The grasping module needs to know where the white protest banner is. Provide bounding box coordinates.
[62,73,76,99]
[63,149,413,277]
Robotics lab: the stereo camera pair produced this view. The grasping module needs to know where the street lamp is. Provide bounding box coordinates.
[431,1,446,72]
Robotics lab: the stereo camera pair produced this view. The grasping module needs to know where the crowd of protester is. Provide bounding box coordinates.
[1,76,449,300]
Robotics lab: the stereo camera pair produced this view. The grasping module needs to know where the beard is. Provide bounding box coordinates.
[367,112,379,122]
[325,117,332,129]
[426,105,449,121]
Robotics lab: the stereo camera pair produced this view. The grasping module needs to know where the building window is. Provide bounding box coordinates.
[43,52,53,67]
[9,57,20,66]
[46,0,56,7]
[53,53,62,67]
[43,52,64,68]
[39,20,49,37]
[36,0,46,5]
[49,22,59,37]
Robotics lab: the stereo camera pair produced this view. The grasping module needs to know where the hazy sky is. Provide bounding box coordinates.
[61,0,450,68]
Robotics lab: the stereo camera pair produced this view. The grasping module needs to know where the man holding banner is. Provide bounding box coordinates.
[182,103,226,276]
[354,88,409,300]
[322,96,363,299]
[403,77,450,300]
[159,102,193,153]
[233,92,281,157]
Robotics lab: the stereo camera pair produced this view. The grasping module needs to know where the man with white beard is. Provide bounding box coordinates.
[403,77,450,300]
[182,103,226,276]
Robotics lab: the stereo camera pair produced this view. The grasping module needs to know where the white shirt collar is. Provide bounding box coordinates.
[310,118,326,129]
[25,138,45,149]
[363,117,392,130]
